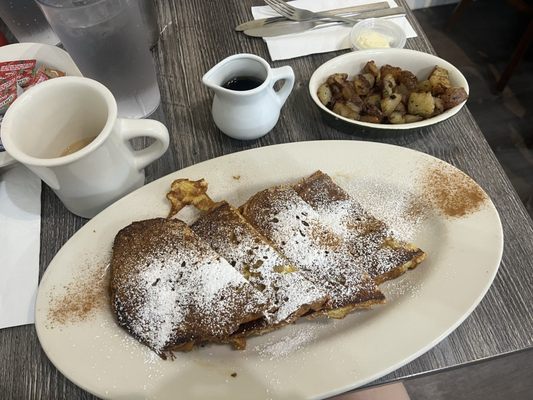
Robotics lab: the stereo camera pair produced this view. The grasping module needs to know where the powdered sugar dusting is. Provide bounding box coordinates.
[294,172,425,281]
[129,258,183,353]
[111,219,268,356]
[380,273,423,302]
[241,186,380,310]
[338,177,430,243]
[255,325,319,360]
[192,204,327,326]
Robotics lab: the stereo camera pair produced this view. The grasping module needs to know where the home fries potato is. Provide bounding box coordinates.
[317,61,468,124]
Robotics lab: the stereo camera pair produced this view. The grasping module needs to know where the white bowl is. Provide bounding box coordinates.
[0,43,82,168]
[309,48,469,131]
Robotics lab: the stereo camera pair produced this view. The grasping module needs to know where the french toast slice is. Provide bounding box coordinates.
[239,185,385,319]
[166,179,328,336]
[294,171,426,284]
[192,201,328,334]
[110,218,268,358]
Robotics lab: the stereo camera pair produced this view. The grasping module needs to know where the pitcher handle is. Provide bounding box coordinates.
[115,118,170,171]
[270,66,295,107]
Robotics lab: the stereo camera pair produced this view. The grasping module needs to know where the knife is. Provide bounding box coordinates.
[244,7,406,38]
[235,2,389,31]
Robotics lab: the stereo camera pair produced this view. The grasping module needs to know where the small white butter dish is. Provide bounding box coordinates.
[350,18,406,51]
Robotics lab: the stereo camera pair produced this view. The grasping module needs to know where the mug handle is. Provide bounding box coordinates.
[115,119,170,171]
[270,66,295,107]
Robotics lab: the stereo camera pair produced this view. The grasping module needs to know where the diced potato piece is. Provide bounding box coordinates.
[394,83,410,103]
[404,114,424,123]
[365,93,381,108]
[380,93,402,116]
[327,73,348,86]
[333,102,359,120]
[389,111,405,124]
[398,70,418,91]
[364,103,383,119]
[380,64,402,80]
[433,97,444,115]
[440,87,468,109]
[341,82,358,101]
[360,115,381,124]
[362,73,375,88]
[428,66,451,95]
[345,101,362,114]
[382,73,396,98]
[363,60,380,79]
[408,92,435,117]
[317,83,332,106]
[353,74,373,96]
[395,101,406,114]
[417,80,432,92]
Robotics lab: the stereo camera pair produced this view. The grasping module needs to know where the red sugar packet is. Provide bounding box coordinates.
[25,66,50,89]
[0,76,17,93]
[0,83,18,114]
[0,60,37,88]
[0,115,4,151]
[0,59,36,75]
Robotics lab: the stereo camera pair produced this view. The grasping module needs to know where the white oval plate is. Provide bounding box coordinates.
[309,48,469,130]
[0,43,82,168]
[35,141,502,400]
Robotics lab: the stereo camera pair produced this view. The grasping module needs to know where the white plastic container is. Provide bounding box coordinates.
[350,18,406,51]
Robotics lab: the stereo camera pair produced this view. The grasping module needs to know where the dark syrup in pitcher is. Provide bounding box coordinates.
[222,76,263,91]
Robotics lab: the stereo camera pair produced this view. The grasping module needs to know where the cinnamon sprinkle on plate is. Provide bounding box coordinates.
[422,164,487,218]
[48,264,110,326]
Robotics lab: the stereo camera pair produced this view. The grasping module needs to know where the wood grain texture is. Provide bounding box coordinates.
[1,0,532,399]
[403,348,533,400]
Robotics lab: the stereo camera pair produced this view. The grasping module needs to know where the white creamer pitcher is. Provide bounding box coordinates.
[202,53,295,140]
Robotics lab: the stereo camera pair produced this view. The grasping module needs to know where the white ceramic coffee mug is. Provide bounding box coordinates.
[1,76,169,218]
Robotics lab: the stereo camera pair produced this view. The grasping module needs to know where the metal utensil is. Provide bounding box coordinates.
[265,0,356,24]
[244,7,406,38]
[235,2,389,31]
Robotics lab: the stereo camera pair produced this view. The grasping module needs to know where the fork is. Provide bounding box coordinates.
[264,0,357,24]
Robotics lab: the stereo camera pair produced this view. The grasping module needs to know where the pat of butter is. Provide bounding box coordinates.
[355,30,392,49]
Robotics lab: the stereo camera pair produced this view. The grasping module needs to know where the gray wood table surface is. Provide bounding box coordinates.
[1,0,532,399]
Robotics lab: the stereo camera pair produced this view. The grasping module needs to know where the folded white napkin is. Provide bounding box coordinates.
[0,164,41,329]
[251,0,417,61]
